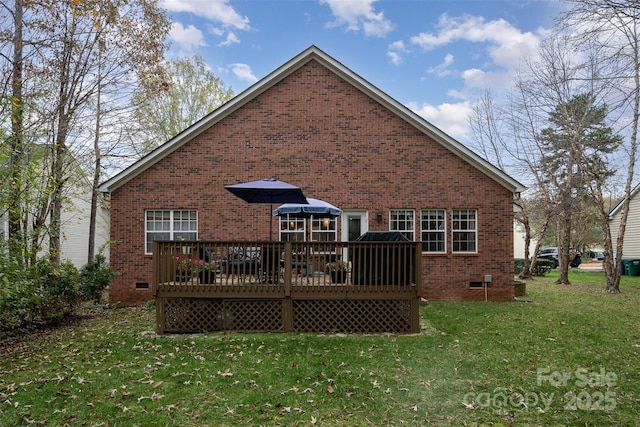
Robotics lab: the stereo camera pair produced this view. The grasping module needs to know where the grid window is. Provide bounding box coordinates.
[390,209,415,241]
[311,217,337,242]
[452,209,477,253]
[421,209,446,253]
[145,210,197,254]
[279,217,306,241]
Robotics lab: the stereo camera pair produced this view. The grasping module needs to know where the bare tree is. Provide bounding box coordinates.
[1,0,170,266]
[468,88,557,279]
[561,0,640,292]
[1,0,25,261]
[469,30,621,284]
[130,55,234,155]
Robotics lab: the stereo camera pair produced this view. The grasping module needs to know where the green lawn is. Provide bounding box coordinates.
[1,270,639,426]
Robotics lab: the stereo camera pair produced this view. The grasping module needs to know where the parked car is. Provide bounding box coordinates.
[537,247,582,268]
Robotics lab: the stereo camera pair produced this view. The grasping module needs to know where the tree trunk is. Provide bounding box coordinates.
[518,217,533,279]
[49,111,70,268]
[557,211,571,285]
[8,0,24,263]
[607,29,640,293]
[526,211,552,277]
[88,86,102,263]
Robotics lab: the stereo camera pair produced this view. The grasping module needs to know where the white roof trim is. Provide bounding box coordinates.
[98,45,525,194]
[608,183,640,218]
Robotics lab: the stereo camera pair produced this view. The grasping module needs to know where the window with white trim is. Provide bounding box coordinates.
[390,209,415,240]
[421,209,446,253]
[145,210,197,254]
[279,217,305,241]
[452,209,477,253]
[311,217,337,241]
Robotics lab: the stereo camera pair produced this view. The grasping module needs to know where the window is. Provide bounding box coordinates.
[421,209,446,253]
[279,217,305,241]
[452,209,477,253]
[311,217,337,241]
[145,210,197,254]
[390,209,415,240]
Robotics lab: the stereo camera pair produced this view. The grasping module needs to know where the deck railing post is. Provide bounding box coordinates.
[411,242,422,332]
[152,241,159,297]
[156,297,165,334]
[282,297,293,332]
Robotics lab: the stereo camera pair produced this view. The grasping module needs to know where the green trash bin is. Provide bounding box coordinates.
[628,260,640,276]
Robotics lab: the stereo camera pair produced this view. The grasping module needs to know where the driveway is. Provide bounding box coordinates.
[580,261,603,271]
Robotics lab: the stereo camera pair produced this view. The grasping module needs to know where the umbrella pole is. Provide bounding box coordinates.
[269,204,273,241]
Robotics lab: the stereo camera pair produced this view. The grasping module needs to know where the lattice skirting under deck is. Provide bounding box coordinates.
[293,299,413,333]
[158,297,415,333]
[161,298,284,333]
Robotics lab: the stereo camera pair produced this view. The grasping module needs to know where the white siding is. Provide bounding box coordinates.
[59,193,110,267]
[610,189,640,259]
[514,220,537,259]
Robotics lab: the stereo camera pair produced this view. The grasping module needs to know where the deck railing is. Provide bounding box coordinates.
[152,240,422,334]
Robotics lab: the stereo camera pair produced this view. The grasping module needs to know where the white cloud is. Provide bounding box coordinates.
[407,101,472,140]
[427,53,455,77]
[162,0,251,47]
[387,40,408,65]
[161,0,250,30]
[169,22,206,52]
[230,63,258,83]
[407,13,546,115]
[320,0,394,37]
[411,14,541,69]
[218,31,240,47]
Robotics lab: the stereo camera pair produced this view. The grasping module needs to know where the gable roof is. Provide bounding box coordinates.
[98,45,526,194]
[608,182,640,218]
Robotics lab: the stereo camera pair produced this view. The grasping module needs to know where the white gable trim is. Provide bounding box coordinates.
[609,183,640,218]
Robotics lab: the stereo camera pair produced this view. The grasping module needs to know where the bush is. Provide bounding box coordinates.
[514,258,554,277]
[533,258,554,276]
[79,254,114,304]
[0,272,41,332]
[33,260,79,324]
[514,258,524,275]
[0,257,82,336]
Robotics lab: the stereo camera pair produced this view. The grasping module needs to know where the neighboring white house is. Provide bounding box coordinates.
[514,220,529,259]
[58,189,110,267]
[1,180,110,268]
[609,183,640,259]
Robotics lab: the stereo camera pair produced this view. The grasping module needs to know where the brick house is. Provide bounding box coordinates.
[98,45,524,306]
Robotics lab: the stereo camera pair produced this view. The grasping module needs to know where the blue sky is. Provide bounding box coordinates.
[160,0,565,142]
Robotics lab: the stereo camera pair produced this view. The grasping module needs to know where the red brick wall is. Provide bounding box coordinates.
[108,60,515,306]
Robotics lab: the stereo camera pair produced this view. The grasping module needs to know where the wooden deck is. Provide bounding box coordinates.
[153,240,422,334]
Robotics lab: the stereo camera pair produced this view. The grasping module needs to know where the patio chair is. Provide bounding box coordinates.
[226,246,259,283]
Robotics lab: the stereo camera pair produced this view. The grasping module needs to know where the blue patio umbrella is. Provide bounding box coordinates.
[225,178,308,240]
[272,198,342,218]
[273,198,342,241]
